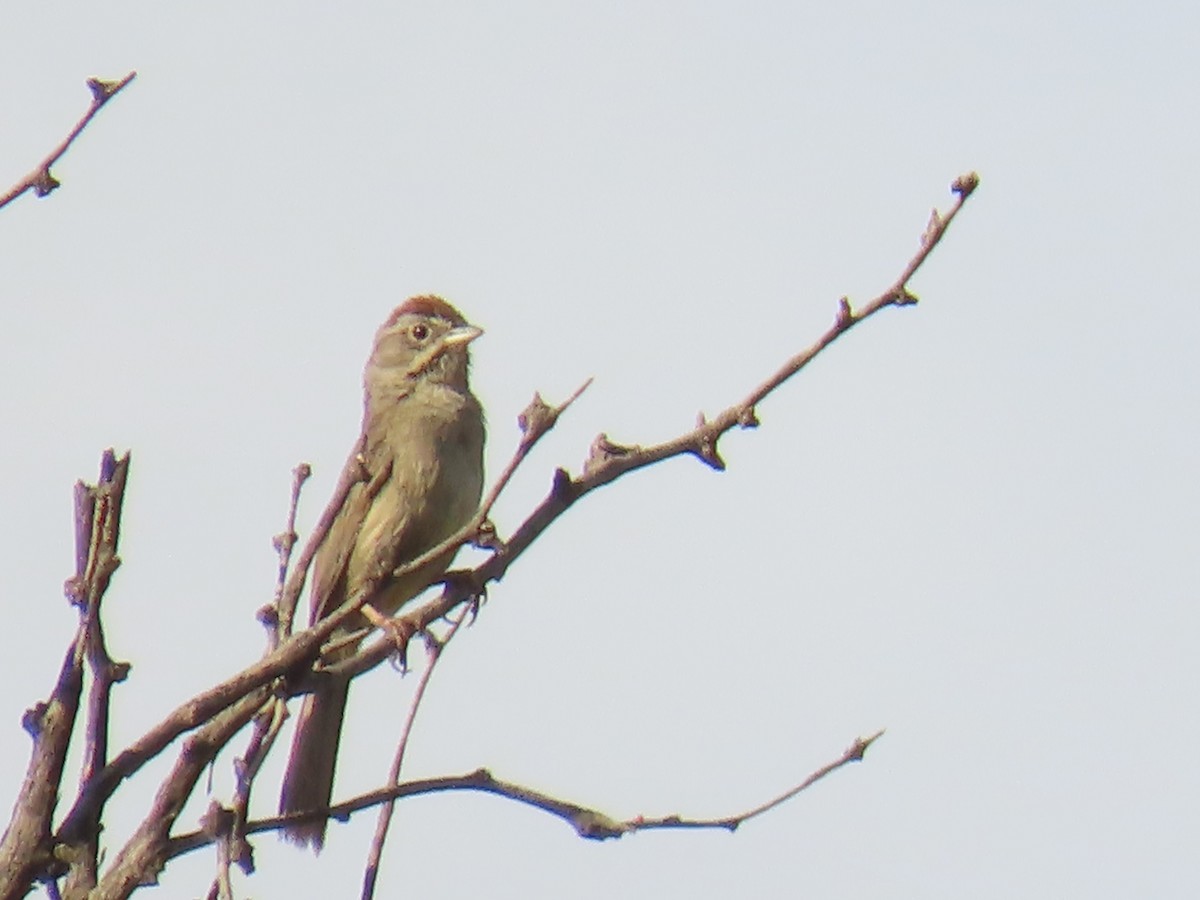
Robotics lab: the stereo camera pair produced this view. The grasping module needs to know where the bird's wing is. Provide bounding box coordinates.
[308,425,397,626]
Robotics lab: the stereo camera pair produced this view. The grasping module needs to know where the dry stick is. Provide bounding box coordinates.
[709,730,886,829]
[93,688,271,900]
[198,802,237,900]
[99,448,408,896]
[361,614,468,900]
[84,446,393,870]
[406,732,886,837]
[271,441,368,638]
[55,608,331,845]
[170,730,885,855]
[202,468,313,900]
[0,452,130,900]
[0,638,85,897]
[265,463,312,650]
[209,693,286,887]
[482,379,595,523]
[54,464,396,850]
[166,172,980,860]
[61,452,133,899]
[0,72,137,211]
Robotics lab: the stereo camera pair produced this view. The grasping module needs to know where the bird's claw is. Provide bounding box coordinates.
[361,602,415,672]
[440,571,487,625]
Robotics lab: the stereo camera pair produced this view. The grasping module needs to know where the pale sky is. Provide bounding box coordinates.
[1,2,1196,898]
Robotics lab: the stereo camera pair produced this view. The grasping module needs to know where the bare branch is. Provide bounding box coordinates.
[259,463,312,649]
[219,698,287,881]
[54,461,469,858]
[273,436,371,638]
[719,730,885,827]
[93,689,269,898]
[0,451,130,898]
[54,636,320,849]
[199,464,314,898]
[336,173,981,682]
[0,639,84,894]
[17,176,974,896]
[167,730,883,858]
[198,802,236,900]
[62,452,133,897]
[361,614,468,900]
[0,72,137,211]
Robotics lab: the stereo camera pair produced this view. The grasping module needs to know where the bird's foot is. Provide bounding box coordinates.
[361,602,415,672]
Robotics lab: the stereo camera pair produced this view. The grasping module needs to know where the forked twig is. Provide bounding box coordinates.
[0,451,131,899]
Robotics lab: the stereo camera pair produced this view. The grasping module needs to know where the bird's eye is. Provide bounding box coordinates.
[410,323,430,341]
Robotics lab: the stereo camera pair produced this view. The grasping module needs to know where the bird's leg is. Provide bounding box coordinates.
[360,602,415,672]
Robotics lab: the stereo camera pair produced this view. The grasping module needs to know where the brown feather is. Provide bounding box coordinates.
[277,675,349,850]
[279,298,485,850]
[383,294,466,329]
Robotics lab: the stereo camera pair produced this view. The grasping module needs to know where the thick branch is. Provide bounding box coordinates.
[0,451,130,899]
[0,640,84,898]
[89,690,269,899]
[56,628,325,845]
[63,453,132,897]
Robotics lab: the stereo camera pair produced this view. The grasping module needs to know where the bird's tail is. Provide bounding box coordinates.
[278,674,350,852]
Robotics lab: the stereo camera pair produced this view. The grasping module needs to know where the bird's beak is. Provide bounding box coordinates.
[443,324,483,347]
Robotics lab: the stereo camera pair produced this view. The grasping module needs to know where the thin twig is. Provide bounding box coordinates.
[201,464,313,898]
[0,72,137,210]
[482,378,594,524]
[261,463,312,648]
[361,613,468,900]
[224,699,287,874]
[273,436,371,638]
[627,730,886,833]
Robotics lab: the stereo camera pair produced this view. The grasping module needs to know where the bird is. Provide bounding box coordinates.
[278,295,486,850]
